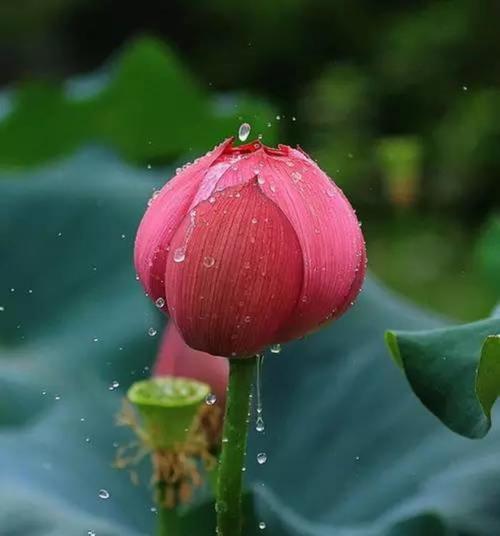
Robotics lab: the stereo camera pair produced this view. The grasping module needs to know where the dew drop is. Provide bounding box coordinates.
[0,306,4,312]
[275,115,281,120]
[251,217,258,224]
[270,343,282,355]
[155,297,165,309]
[257,452,267,465]
[259,521,266,530]
[173,248,186,263]
[244,315,252,323]
[255,353,265,432]
[88,531,96,536]
[205,393,217,405]
[292,116,297,121]
[291,171,302,183]
[203,256,215,268]
[222,437,229,444]
[54,395,61,401]
[98,489,110,500]
[462,85,468,91]
[267,121,272,128]
[209,196,216,204]
[238,123,251,142]
[148,327,157,337]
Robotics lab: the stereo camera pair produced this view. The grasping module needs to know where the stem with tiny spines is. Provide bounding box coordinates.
[216,357,256,536]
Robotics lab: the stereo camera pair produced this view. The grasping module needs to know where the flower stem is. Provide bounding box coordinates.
[156,482,181,536]
[216,357,256,536]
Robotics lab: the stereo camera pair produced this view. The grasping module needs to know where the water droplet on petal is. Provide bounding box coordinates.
[251,217,258,224]
[203,256,215,268]
[244,315,252,323]
[148,327,157,337]
[257,176,265,185]
[291,171,302,183]
[98,489,110,500]
[209,196,216,204]
[205,393,217,405]
[155,297,165,308]
[173,248,186,263]
[257,452,267,465]
[238,123,251,142]
[270,344,282,354]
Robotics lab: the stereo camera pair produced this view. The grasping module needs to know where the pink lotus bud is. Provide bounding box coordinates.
[135,138,366,357]
[154,321,229,405]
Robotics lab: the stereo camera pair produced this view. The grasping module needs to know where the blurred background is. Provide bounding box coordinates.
[1,0,499,321]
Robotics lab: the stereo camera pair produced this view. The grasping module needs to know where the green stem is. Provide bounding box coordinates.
[156,481,181,536]
[216,357,256,536]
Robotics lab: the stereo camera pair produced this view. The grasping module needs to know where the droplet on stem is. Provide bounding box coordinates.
[270,343,281,355]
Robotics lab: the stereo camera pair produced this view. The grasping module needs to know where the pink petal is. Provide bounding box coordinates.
[257,147,366,341]
[164,180,303,357]
[154,322,228,405]
[134,139,232,306]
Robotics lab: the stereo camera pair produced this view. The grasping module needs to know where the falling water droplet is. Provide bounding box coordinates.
[238,123,251,142]
[256,416,265,432]
[108,380,119,391]
[270,344,281,355]
[203,256,215,268]
[98,489,110,500]
[155,297,165,309]
[255,353,265,432]
[173,248,186,263]
[257,452,267,465]
[259,521,266,530]
[205,393,217,405]
[148,327,157,337]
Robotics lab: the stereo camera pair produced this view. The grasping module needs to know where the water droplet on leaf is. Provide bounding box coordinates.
[270,344,281,354]
[148,327,157,337]
[259,521,266,530]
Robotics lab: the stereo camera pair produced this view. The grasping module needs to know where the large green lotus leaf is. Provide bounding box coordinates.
[2,150,500,535]
[385,318,500,439]
[0,36,276,169]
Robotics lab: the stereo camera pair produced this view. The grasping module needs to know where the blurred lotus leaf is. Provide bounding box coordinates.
[0,35,277,169]
[2,149,500,535]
